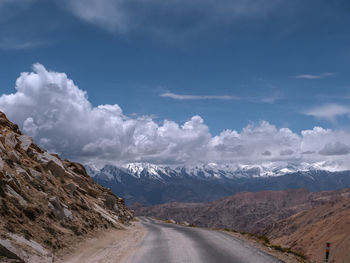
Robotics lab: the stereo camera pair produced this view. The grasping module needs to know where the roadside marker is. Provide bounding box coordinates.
[325,242,330,263]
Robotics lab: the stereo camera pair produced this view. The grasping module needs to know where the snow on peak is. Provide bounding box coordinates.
[86,161,349,181]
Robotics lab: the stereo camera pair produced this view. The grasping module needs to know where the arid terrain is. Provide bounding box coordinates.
[135,188,350,262]
[268,196,350,263]
[0,112,133,262]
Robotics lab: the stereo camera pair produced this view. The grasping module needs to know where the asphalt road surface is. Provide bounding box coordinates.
[127,217,283,263]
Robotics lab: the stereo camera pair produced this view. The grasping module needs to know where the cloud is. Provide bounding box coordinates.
[0,39,44,50]
[319,142,350,156]
[259,94,283,104]
[304,104,350,121]
[160,92,238,100]
[61,0,280,38]
[2,63,350,169]
[292,73,336,79]
[280,149,294,156]
[262,150,272,156]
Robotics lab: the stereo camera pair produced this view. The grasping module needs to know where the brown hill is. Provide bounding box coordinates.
[134,188,319,233]
[0,112,133,262]
[267,191,350,263]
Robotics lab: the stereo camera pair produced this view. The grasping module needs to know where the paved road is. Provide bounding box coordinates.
[127,217,283,263]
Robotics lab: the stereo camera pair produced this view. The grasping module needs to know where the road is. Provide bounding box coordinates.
[127,217,283,263]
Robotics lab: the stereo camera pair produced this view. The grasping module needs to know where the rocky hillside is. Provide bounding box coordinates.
[0,112,133,263]
[134,187,350,262]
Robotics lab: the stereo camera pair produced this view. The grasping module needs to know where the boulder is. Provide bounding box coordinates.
[0,238,25,263]
[15,167,30,178]
[87,187,100,198]
[6,185,27,206]
[7,150,20,163]
[48,197,73,220]
[18,135,33,152]
[104,194,117,210]
[5,132,18,149]
[37,152,65,177]
[28,168,42,179]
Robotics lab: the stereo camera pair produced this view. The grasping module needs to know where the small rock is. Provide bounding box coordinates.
[63,208,73,220]
[0,140,5,152]
[6,177,21,193]
[0,158,5,172]
[65,182,78,193]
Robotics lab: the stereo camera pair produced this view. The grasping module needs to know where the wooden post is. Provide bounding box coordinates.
[325,242,330,263]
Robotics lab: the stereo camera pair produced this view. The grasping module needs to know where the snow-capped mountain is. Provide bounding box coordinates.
[86,162,350,205]
[88,161,347,181]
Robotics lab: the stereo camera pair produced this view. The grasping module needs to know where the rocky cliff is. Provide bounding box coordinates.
[0,112,133,262]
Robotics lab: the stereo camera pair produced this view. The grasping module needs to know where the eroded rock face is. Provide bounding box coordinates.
[0,111,134,262]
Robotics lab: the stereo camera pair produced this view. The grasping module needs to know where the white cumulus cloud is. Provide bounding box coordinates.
[2,63,350,169]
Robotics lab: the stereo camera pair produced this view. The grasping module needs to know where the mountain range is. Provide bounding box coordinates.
[87,162,350,205]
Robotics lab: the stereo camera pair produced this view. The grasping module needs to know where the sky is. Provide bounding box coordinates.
[1,0,350,168]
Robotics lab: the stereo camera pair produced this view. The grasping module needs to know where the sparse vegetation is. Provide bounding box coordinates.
[256,235,270,244]
[270,245,307,260]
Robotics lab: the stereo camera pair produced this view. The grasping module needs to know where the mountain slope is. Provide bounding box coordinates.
[267,193,350,263]
[133,188,315,233]
[0,112,133,262]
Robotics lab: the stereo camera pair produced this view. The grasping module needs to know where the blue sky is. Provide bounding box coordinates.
[1,0,350,166]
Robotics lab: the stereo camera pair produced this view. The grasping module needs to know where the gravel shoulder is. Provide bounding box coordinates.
[56,221,146,263]
[217,230,306,263]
